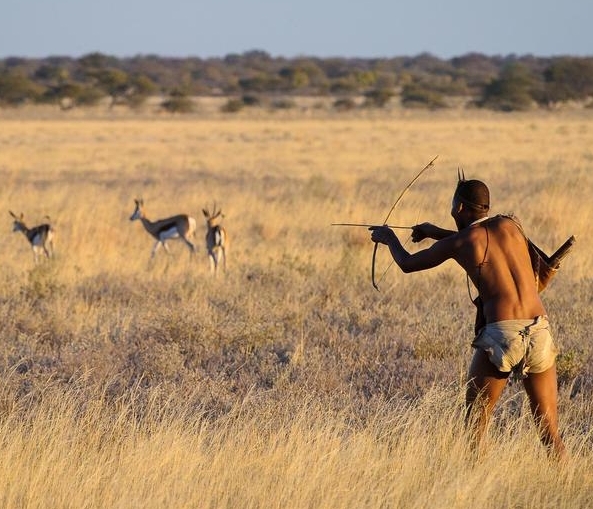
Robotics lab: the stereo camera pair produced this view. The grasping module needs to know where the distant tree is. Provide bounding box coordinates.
[333,97,356,111]
[241,94,262,106]
[539,57,593,105]
[354,70,376,87]
[270,98,296,110]
[7,53,593,111]
[39,82,77,106]
[239,73,283,93]
[192,61,232,93]
[374,72,396,89]
[161,88,194,113]
[293,59,329,90]
[404,52,454,75]
[78,52,117,71]
[221,98,244,113]
[0,70,44,105]
[75,85,105,106]
[400,83,447,109]
[478,63,536,111]
[329,77,358,95]
[3,57,28,68]
[34,64,69,84]
[38,81,103,109]
[363,87,394,108]
[127,74,158,108]
[92,68,130,106]
[241,49,273,63]
[419,74,470,97]
[450,53,503,95]
[278,67,310,90]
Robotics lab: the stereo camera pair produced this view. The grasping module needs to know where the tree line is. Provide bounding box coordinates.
[1,50,592,112]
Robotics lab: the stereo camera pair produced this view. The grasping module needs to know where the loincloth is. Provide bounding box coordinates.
[472,316,558,377]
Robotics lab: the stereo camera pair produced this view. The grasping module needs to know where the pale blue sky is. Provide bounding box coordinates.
[1,0,591,59]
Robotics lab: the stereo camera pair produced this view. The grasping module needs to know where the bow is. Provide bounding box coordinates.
[371,155,439,290]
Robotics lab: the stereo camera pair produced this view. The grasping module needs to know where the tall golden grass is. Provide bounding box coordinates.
[0,104,592,507]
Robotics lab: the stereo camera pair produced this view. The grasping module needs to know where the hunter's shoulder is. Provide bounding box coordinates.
[487,214,525,231]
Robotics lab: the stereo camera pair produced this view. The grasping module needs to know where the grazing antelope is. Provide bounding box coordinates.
[203,204,227,274]
[129,199,197,259]
[10,211,55,263]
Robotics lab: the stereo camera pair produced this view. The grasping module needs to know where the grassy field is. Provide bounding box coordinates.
[0,104,592,507]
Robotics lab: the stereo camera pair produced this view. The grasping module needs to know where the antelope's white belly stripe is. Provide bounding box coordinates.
[159,227,180,241]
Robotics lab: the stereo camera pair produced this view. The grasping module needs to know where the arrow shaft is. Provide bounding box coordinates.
[332,223,413,230]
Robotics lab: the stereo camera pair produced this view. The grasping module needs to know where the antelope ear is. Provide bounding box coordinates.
[202,209,209,217]
[9,210,16,218]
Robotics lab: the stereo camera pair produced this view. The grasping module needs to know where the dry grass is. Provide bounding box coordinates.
[0,105,592,507]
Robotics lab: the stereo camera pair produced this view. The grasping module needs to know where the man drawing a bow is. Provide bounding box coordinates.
[370,175,567,460]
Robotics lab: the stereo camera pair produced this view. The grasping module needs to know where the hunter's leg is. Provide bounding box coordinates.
[466,349,509,451]
[523,364,567,461]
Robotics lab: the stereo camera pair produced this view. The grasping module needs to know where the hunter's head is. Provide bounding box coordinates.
[451,171,490,228]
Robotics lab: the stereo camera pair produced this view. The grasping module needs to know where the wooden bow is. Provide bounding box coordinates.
[331,156,438,290]
[371,155,439,290]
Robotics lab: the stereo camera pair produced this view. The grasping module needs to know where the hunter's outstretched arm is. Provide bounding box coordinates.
[370,225,457,273]
[411,222,457,242]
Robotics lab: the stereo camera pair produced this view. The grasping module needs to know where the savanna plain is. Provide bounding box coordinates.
[1,101,593,508]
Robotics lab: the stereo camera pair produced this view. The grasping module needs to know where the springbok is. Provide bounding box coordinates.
[129,199,197,258]
[203,204,227,274]
[10,211,55,263]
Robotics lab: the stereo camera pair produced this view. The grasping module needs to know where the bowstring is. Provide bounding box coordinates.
[373,155,438,290]
[375,205,421,288]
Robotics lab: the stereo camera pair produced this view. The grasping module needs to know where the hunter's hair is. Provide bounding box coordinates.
[454,179,490,212]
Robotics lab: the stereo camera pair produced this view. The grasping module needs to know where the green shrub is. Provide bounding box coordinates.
[161,90,194,113]
[221,98,244,113]
[271,98,296,110]
[74,86,105,106]
[333,97,356,111]
[400,84,447,109]
[241,94,261,106]
[363,87,394,108]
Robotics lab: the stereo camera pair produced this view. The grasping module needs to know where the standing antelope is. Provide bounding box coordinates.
[129,199,197,259]
[10,211,55,263]
[203,205,227,274]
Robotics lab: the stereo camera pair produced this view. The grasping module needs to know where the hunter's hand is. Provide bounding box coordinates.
[411,222,437,243]
[369,225,396,245]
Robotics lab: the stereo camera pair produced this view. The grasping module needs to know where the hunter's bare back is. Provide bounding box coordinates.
[454,216,546,323]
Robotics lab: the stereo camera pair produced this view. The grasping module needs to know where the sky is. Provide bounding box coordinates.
[1,0,591,60]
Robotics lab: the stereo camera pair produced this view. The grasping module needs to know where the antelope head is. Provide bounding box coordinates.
[202,203,224,227]
[9,210,25,232]
[130,198,144,221]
